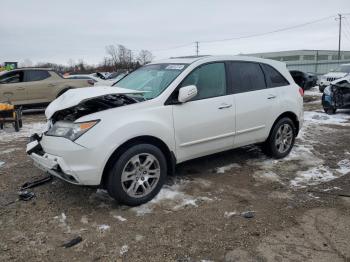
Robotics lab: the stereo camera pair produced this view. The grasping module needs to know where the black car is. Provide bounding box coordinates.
[290,70,318,90]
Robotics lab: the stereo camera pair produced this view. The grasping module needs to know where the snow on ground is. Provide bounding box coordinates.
[131,180,212,216]
[0,122,46,143]
[303,111,350,126]
[120,245,129,255]
[0,161,4,168]
[337,159,350,175]
[0,147,20,155]
[98,224,110,231]
[290,166,338,188]
[215,163,241,174]
[304,86,322,97]
[113,215,127,222]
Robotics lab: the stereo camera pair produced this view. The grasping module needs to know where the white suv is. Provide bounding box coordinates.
[27,56,304,206]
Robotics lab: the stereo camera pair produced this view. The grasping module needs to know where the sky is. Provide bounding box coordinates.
[1,0,350,66]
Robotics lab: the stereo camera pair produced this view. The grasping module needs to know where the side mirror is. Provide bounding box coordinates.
[178,85,198,103]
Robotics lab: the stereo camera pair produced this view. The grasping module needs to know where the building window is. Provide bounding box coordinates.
[281,55,300,61]
[317,55,329,61]
[303,55,315,61]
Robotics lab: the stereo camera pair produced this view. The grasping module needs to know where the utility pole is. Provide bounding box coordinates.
[195,41,199,56]
[337,14,343,62]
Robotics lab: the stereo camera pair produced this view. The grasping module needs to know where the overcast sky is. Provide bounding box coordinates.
[1,0,350,65]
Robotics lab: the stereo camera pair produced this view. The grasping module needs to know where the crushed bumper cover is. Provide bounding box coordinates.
[27,134,104,185]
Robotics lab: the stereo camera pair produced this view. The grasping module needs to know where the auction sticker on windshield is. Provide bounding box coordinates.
[166,64,185,70]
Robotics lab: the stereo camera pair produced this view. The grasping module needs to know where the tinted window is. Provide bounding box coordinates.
[181,63,226,100]
[0,71,24,84]
[229,62,266,93]
[261,64,289,88]
[25,70,50,82]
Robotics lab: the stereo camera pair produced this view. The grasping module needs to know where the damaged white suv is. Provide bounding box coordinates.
[27,56,304,206]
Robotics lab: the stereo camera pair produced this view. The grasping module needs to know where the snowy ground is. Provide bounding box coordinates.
[1,93,350,261]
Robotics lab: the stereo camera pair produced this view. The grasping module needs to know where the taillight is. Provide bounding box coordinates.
[87,80,95,86]
[299,87,304,97]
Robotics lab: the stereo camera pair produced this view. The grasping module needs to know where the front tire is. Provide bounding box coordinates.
[264,117,296,159]
[106,144,167,206]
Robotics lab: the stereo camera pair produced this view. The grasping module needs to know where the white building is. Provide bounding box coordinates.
[246,50,350,75]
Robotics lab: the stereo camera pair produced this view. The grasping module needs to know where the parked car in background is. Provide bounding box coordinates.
[65,74,113,86]
[322,75,350,114]
[27,56,303,206]
[319,64,350,92]
[0,68,92,107]
[289,70,317,90]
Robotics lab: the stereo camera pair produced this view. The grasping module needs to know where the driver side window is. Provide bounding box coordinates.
[181,63,227,101]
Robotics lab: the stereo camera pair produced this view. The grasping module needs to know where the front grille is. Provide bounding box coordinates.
[327,77,338,82]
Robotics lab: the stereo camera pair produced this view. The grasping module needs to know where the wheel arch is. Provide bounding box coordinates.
[100,135,176,187]
[56,86,73,98]
[270,111,300,138]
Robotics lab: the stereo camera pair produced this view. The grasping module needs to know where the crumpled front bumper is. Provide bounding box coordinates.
[27,134,104,186]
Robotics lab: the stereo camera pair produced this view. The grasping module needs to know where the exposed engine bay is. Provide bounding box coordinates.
[330,81,350,108]
[50,94,140,123]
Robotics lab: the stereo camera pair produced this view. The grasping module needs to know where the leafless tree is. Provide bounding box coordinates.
[137,50,154,65]
[20,59,33,67]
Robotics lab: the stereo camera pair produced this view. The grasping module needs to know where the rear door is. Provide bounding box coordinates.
[23,70,52,104]
[172,62,235,162]
[0,71,26,105]
[228,61,281,147]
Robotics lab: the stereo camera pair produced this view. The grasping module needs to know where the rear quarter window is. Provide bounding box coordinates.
[261,64,289,88]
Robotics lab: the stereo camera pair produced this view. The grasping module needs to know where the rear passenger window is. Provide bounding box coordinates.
[25,70,50,82]
[261,64,289,88]
[229,62,266,93]
[181,63,226,100]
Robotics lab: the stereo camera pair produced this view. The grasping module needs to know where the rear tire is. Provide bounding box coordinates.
[263,117,296,159]
[324,106,336,115]
[106,144,167,206]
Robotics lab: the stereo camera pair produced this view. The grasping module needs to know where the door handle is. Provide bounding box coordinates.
[267,95,276,99]
[16,87,25,90]
[48,84,56,87]
[218,103,232,109]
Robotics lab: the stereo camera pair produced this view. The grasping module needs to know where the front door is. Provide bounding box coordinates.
[172,62,235,162]
[23,70,52,104]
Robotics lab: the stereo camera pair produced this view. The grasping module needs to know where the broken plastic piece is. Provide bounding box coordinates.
[62,236,83,248]
[18,191,35,201]
[241,211,255,219]
[20,175,53,190]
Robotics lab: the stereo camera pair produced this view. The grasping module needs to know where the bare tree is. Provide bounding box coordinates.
[137,50,154,65]
[106,45,119,70]
[20,59,33,67]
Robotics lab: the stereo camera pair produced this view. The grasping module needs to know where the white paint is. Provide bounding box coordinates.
[31,56,302,188]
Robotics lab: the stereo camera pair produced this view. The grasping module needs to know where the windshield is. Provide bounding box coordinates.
[334,65,350,73]
[115,63,188,99]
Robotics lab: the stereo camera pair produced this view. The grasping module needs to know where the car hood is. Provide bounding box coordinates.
[323,72,348,78]
[45,86,144,119]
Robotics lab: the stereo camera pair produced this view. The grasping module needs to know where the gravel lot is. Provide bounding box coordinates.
[1,88,350,262]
